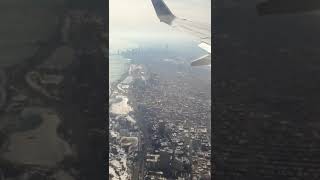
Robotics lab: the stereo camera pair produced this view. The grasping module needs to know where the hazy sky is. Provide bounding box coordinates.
[109,0,211,52]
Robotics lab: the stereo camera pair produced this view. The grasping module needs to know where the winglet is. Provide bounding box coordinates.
[151,0,176,25]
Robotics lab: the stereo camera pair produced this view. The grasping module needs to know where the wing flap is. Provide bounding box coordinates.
[191,54,211,66]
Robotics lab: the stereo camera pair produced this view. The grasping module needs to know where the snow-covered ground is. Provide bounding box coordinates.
[109,64,147,180]
[110,95,133,115]
[109,157,131,180]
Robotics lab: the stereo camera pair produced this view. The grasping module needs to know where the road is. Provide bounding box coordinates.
[131,105,153,180]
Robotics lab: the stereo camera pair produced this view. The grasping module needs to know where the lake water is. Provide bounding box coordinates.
[109,55,131,86]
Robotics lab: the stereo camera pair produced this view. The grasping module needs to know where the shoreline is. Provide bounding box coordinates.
[109,55,134,116]
[109,57,136,180]
[109,56,132,98]
[109,70,129,97]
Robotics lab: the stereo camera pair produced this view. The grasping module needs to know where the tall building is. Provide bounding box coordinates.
[159,150,171,173]
[159,120,166,138]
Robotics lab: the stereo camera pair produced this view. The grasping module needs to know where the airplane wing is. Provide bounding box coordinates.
[190,54,211,66]
[151,0,211,66]
[257,0,320,16]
